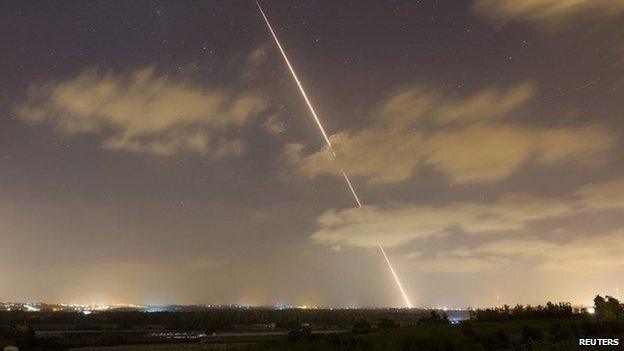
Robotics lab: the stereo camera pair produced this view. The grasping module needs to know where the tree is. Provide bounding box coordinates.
[594,295,607,319]
[594,295,623,321]
[606,296,622,321]
[418,311,450,325]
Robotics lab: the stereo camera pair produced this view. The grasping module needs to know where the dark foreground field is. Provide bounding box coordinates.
[1,296,622,350]
[32,318,624,351]
[236,317,624,351]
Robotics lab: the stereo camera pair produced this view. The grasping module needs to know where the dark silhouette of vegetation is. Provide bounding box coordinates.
[287,328,312,342]
[376,318,396,329]
[352,319,372,334]
[2,296,624,350]
[234,296,624,350]
[0,307,429,334]
[22,322,36,348]
[417,310,450,325]
[520,324,543,345]
[594,295,623,321]
[549,321,573,343]
[469,301,574,321]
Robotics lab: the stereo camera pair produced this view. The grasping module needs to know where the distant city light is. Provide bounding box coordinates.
[24,304,40,312]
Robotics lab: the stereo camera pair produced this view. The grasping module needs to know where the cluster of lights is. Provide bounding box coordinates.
[0,302,145,313]
[274,303,319,310]
[0,302,41,312]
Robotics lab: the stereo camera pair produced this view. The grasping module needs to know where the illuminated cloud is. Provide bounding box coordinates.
[263,115,286,135]
[577,178,624,209]
[312,177,624,249]
[474,0,624,29]
[287,82,616,184]
[415,230,624,274]
[425,125,613,184]
[242,43,270,81]
[16,66,267,156]
[410,253,506,273]
[311,193,573,248]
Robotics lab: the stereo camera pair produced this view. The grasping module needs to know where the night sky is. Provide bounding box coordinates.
[1,0,624,308]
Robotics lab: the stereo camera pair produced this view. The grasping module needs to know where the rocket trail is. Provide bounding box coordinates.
[256,1,411,308]
[378,244,412,308]
[255,0,361,208]
[535,78,600,101]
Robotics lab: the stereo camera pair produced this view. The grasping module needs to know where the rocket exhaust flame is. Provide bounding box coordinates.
[256,1,412,308]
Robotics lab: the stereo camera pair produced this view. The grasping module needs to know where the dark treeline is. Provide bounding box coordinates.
[2,297,624,350]
[469,301,575,321]
[417,311,450,325]
[470,295,624,323]
[0,308,430,332]
[593,295,624,321]
[238,296,624,351]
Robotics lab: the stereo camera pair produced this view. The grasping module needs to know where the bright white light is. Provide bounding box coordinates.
[255,0,361,208]
[82,310,92,315]
[256,0,412,309]
[587,307,595,314]
[25,304,40,312]
[378,244,412,308]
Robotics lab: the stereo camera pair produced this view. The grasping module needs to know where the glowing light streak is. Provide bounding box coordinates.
[535,78,600,101]
[256,1,411,308]
[255,1,361,208]
[378,244,412,308]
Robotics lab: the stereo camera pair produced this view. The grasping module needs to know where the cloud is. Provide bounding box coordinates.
[410,253,507,273]
[577,178,624,209]
[311,177,624,249]
[263,115,286,135]
[311,193,576,248]
[426,124,614,184]
[415,229,624,274]
[16,66,267,156]
[474,0,624,29]
[184,255,226,270]
[287,82,616,184]
[242,43,269,81]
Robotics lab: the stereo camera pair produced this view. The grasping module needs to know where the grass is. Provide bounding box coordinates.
[230,317,624,350]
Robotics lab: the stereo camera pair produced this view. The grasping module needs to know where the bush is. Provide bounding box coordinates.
[353,319,372,335]
[377,318,397,329]
[521,324,543,345]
